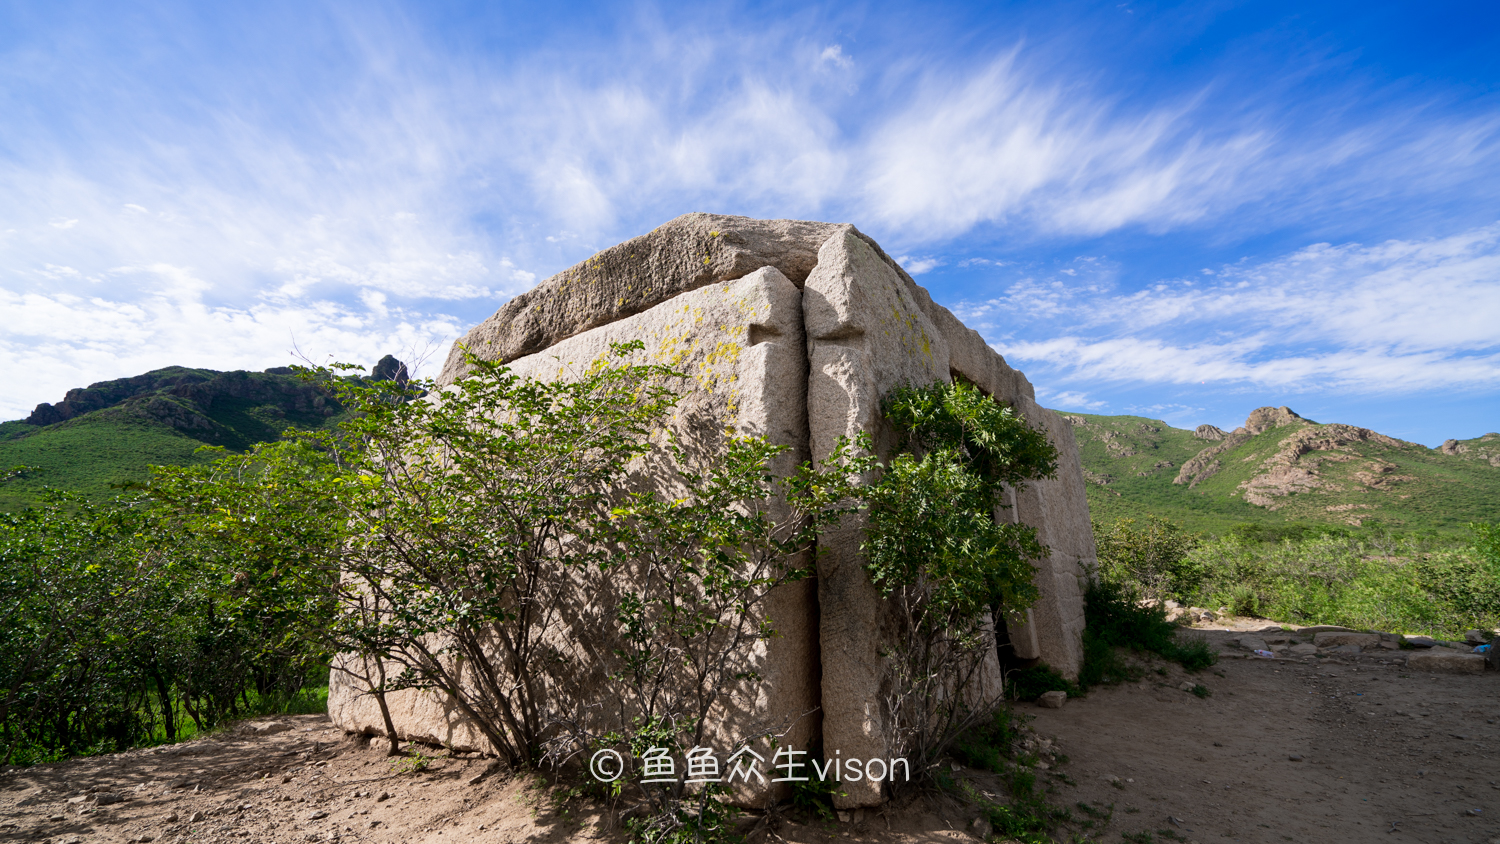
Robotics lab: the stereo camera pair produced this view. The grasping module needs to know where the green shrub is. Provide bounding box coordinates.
[1094,516,1206,602]
[864,380,1057,768]
[1005,664,1079,702]
[1080,579,1216,684]
[1187,530,1500,638]
[951,707,1021,772]
[1227,584,1260,618]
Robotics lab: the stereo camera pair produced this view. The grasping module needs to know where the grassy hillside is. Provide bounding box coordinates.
[0,362,395,509]
[1062,408,1500,536]
[0,418,215,510]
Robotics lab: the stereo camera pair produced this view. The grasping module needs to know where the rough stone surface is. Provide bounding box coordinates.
[1288,643,1319,656]
[1313,632,1380,649]
[334,215,1096,810]
[333,269,816,803]
[803,229,958,807]
[438,213,902,386]
[1405,636,1437,648]
[1037,691,1068,709]
[1405,651,1486,674]
[1236,636,1270,652]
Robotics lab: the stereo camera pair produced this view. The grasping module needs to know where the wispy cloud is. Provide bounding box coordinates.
[894,254,943,275]
[4,2,1500,427]
[0,267,462,420]
[1036,389,1108,412]
[983,224,1500,392]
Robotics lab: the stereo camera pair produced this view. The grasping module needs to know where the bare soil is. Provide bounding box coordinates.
[2,620,1496,844]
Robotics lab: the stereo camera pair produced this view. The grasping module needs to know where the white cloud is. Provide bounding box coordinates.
[984,223,1500,393]
[894,254,942,275]
[0,282,464,420]
[1036,389,1107,411]
[49,218,78,229]
[818,45,853,71]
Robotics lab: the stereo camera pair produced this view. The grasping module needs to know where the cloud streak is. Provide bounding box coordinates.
[4,2,1500,424]
[982,224,1500,393]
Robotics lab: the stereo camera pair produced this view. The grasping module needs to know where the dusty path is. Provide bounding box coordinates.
[1029,623,1500,844]
[2,623,1496,844]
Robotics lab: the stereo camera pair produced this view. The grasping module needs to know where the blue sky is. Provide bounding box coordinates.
[2,0,1497,445]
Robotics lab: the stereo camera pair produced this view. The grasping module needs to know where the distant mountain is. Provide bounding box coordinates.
[1060,406,1500,535]
[0,357,407,510]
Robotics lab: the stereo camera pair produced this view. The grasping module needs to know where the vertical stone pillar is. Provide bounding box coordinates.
[804,230,953,807]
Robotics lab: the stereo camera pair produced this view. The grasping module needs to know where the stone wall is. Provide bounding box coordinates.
[328,213,1097,807]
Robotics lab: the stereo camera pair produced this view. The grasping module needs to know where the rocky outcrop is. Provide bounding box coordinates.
[1440,433,1500,467]
[349,215,1097,808]
[23,366,347,429]
[1175,406,1310,488]
[1236,423,1410,508]
[1193,424,1226,441]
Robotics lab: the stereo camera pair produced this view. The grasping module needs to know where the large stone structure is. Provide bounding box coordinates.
[328,213,1096,807]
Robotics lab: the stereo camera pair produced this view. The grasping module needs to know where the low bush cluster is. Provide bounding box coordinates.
[1094,516,1500,638]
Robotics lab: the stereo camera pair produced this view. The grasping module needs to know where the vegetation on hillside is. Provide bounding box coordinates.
[1094,515,1500,639]
[0,364,362,510]
[1066,411,1500,536]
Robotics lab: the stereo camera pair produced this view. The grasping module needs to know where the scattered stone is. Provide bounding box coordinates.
[1407,651,1486,674]
[1288,754,1303,762]
[969,816,993,839]
[1464,630,1492,644]
[1313,632,1380,649]
[1405,636,1437,648]
[247,721,292,736]
[1037,691,1068,709]
[189,811,205,823]
[1289,643,1319,656]
[92,792,124,806]
[1179,682,1196,692]
[1236,635,1270,651]
[165,812,179,823]
[308,809,330,820]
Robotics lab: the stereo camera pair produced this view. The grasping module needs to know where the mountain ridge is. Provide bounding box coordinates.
[0,357,407,510]
[1060,406,1498,535]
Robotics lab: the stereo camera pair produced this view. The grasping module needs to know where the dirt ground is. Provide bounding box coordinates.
[2,620,1496,844]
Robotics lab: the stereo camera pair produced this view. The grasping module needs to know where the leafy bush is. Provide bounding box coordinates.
[1077,580,1216,690]
[1187,529,1500,638]
[1005,665,1079,702]
[863,380,1057,768]
[0,489,327,763]
[1094,516,1207,602]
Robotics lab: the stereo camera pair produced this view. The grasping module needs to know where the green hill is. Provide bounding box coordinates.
[1059,406,1500,536]
[0,357,408,509]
